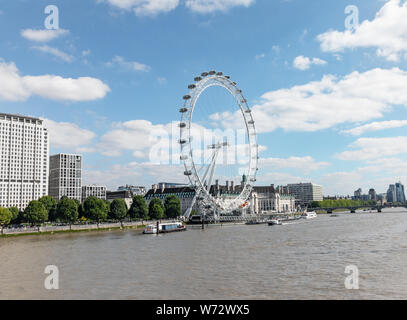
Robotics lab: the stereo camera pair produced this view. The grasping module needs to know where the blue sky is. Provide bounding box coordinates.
[1,0,407,195]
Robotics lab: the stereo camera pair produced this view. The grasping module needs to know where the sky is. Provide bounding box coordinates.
[1,0,407,196]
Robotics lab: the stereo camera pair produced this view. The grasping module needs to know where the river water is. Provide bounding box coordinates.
[1,208,407,300]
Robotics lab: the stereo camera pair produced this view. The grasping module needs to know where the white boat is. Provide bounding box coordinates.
[143,224,158,234]
[301,211,317,219]
[268,219,282,226]
[143,222,186,234]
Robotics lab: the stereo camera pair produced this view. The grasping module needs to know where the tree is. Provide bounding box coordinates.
[39,196,57,221]
[0,207,12,234]
[9,207,19,224]
[129,196,149,220]
[109,199,128,227]
[83,196,108,227]
[149,198,165,220]
[164,195,181,219]
[23,201,48,229]
[56,197,79,229]
[78,202,85,219]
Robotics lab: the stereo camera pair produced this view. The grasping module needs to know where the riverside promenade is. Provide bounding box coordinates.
[1,219,180,237]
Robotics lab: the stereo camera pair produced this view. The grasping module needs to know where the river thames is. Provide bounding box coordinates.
[1,208,407,300]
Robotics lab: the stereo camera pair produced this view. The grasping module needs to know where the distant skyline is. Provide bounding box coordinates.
[1,0,407,195]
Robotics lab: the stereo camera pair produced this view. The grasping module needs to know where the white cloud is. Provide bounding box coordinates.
[293,55,327,70]
[255,53,265,60]
[98,120,170,157]
[0,59,110,102]
[82,49,91,57]
[105,55,150,72]
[359,157,407,176]
[21,29,69,42]
[320,171,364,196]
[256,172,306,187]
[100,0,179,15]
[99,0,253,15]
[336,136,407,161]
[43,119,96,151]
[83,162,186,190]
[211,68,407,133]
[185,0,255,13]
[134,0,179,15]
[32,45,74,62]
[341,120,407,136]
[260,156,330,174]
[317,0,407,61]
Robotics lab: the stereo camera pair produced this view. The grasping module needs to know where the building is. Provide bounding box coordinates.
[0,113,49,210]
[377,193,387,205]
[49,154,82,202]
[251,185,296,214]
[368,188,377,201]
[287,183,323,206]
[395,182,406,204]
[157,182,189,189]
[106,190,134,209]
[144,184,197,215]
[82,185,106,202]
[387,184,397,203]
[354,188,362,199]
[117,185,146,196]
[144,179,296,217]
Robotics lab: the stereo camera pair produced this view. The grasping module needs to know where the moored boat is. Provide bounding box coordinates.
[143,222,186,234]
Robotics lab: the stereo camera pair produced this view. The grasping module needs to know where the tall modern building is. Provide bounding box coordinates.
[49,154,82,202]
[387,184,396,203]
[287,183,323,206]
[395,182,406,204]
[368,188,377,201]
[0,113,49,210]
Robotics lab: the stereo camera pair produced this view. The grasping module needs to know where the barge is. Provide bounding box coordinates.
[143,222,186,234]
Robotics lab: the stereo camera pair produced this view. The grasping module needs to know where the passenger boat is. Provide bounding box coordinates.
[143,222,186,234]
[268,219,282,226]
[300,211,317,219]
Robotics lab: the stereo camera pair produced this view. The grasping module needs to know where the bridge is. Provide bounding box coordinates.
[307,204,407,214]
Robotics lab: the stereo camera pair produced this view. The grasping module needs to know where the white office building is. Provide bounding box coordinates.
[287,183,323,205]
[49,154,82,202]
[0,113,49,210]
[82,185,107,202]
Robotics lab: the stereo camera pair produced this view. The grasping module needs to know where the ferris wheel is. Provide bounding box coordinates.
[179,71,258,220]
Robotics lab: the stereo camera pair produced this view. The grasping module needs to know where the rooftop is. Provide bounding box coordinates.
[0,113,42,123]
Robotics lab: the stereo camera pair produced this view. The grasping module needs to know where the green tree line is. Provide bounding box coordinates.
[309,199,377,208]
[0,195,181,231]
